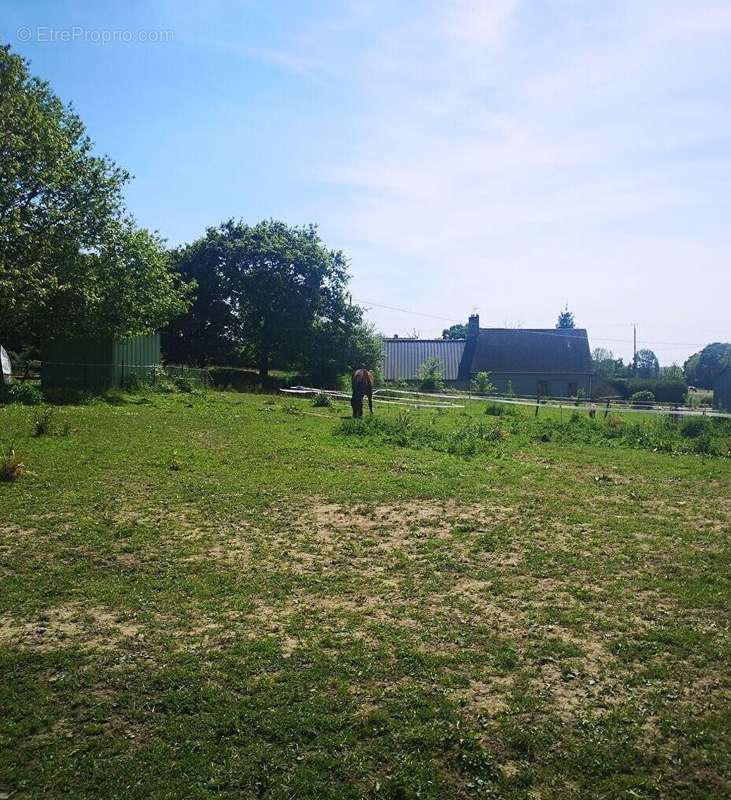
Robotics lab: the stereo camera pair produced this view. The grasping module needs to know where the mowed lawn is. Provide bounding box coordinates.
[1,392,729,800]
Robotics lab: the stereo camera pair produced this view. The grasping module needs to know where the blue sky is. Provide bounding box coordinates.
[4,1,730,364]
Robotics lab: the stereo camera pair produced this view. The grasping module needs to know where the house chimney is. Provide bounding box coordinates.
[467,314,479,340]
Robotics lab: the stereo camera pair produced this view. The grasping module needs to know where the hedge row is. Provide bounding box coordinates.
[607,377,688,404]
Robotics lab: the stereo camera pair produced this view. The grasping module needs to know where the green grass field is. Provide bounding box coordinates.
[1,391,730,799]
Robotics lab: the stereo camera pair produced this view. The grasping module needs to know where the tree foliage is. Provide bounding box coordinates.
[555,304,575,329]
[661,363,684,380]
[163,219,379,383]
[162,236,239,366]
[0,45,189,352]
[556,303,576,328]
[635,348,660,378]
[592,347,626,379]
[442,324,467,340]
[684,342,731,388]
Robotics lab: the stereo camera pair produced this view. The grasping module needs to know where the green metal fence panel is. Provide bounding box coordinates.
[42,338,114,392]
[42,333,161,392]
[112,333,161,387]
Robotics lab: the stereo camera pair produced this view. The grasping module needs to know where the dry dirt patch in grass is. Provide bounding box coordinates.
[0,604,142,652]
[266,500,522,575]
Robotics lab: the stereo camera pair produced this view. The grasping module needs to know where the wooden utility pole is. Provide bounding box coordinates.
[632,323,638,374]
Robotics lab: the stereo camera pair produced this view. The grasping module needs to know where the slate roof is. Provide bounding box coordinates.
[382,339,466,381]
[471,328,592,374]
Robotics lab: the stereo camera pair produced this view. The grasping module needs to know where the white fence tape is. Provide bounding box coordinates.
[280,385,731,419]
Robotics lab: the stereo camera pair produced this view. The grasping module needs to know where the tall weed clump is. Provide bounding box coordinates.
[312,392,333,408]
[418,358,444,393]
[32,405,56,436]
[470,371,495,396]
[0,445,24,481]
[338,411,507,457]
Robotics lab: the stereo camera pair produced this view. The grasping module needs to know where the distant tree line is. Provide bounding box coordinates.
[592,343,731,389]
[592,347,662,380]
[0,44,380,386]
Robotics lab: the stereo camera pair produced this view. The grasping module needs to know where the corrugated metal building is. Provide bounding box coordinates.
[714,366,731,412]
[42,333,161,392]
[382,338,466,381]
[383,314,594,397]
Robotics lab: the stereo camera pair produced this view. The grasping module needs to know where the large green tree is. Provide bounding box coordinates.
[0,45,189,353]
[164,219,380,382]
[162,235,238,366]
[684,342,731,388]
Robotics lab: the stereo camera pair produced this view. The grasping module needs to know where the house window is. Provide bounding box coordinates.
[538,380,549,397]
[568,382,578,397]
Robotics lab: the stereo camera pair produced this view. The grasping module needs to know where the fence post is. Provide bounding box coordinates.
[535,395,540,417]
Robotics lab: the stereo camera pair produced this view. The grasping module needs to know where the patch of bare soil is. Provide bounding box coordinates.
[264,500,519,577]
[0,605,142,652]
[454,676,513,716]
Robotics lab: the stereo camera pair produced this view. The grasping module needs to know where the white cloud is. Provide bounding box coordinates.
[443,0,520,44]
[250,0,731,360]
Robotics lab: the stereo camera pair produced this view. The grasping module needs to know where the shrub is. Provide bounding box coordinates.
[32,405,56,436]
[312,392,333,408]
[0,447,24,481]
[418,358,444,392]
[680,417,710,438]
[630,390,655,407]
[693,434,714,455]
[5,382,44,406]
[172,375,197,393]
[484,402,515,417]
[470,371,495,396]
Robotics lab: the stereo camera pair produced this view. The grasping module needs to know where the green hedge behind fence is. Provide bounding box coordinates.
[608,377,688,404]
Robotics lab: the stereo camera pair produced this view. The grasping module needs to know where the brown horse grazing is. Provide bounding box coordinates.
[351,368,374,418]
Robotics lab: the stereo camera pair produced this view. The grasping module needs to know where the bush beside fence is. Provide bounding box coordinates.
[607,378,688,404]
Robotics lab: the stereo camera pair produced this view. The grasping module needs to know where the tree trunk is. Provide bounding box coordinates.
[258,349,269,377]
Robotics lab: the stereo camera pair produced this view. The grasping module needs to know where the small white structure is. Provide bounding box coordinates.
[0,347,11,385]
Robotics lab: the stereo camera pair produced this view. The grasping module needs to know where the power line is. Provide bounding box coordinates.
[354,297,715,349]
[353,299,461,324]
